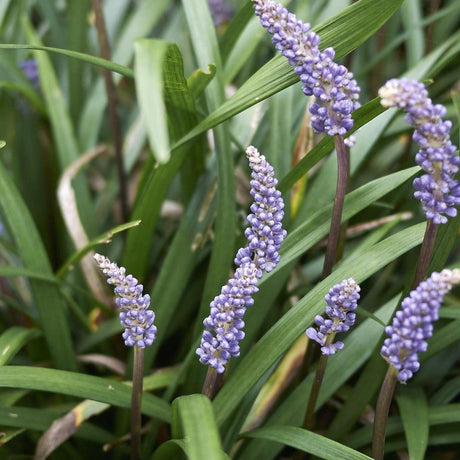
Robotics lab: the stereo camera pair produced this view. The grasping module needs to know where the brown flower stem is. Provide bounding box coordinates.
[303,331,337,430]
[335,143,351,262]
[303,353,329,431]
[131,346,144,460]
[202,367,224,400]
[412,219,437,288]
[372,365,398,460]
[92,0,128,222]
[426,0,441,52]
[322,135,349,279]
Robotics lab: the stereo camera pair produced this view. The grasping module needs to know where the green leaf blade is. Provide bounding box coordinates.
[134,39,170,163]
[0,367,171,422]
[172,395,227,460]
[0,162,77,370]
[243,426,373,460]
[396,386,429,460]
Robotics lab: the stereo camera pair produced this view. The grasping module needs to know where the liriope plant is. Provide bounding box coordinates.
[0,0,459,459]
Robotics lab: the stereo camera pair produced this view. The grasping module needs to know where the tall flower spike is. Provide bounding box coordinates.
[94,254,157,349]
[252,0,360,137]
[197,146,286,373]
[379,78,460,225]
[381,269,460,383]
[306,278,360,355]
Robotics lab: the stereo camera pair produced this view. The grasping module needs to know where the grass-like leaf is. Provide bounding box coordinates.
[170,395,227,460]
[0,367,171,422]
[123,43,199,277]
[0,44,134,78]
[182,0,236,333]
[56,220,141,278]
[0,406,116,444]
[0,327,42,366]
[0,162,77,370]
[240,298,397,459]
[134,39,170,163]
[243,425,373,460]
[396,386,429,460]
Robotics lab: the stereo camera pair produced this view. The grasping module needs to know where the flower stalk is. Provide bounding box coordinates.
[379,78,460,284]
[94,254,157,457]
[373,269,460,458]
[322,135,350,278]
[372,366,398,460]
[304,278,360,429]
[413,219,438,288]
[92,0,128,221]
[197,146,286,397]
[130,346,144,460]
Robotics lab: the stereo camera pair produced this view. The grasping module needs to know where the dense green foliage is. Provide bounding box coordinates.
[0,0,459,458]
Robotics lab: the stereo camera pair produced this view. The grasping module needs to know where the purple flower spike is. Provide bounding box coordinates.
[197,145,286,373]
[94,253,157,349]
[381,269,460,383]
[306,278,360,355]
[379,78,460,225]
[252,0,360,137]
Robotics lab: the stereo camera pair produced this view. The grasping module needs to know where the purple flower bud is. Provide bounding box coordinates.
[94,253,157,349]
[20,59,40,89]
[306,278,360,355]
[378,78,460,225]
[252,0,360,137]
[208,0,233,26]
[381,269,460,383]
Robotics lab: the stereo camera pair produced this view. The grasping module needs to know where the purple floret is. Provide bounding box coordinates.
[252,0,360,137]
[306,278,360,355]
[379,78,460,225]
[94,253,157,349]
[381,269,460,383]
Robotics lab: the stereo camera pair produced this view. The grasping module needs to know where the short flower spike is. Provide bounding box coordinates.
[379,78,460,225]
[94,254,157,349]
[306,278,361,355]
[381,269,460,382]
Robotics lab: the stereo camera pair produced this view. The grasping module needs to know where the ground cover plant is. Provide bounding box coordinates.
[0,0,460,459]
